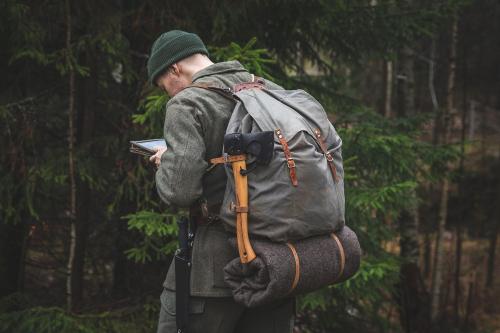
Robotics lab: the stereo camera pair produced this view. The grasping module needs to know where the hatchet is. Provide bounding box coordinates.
[223,131,274,263]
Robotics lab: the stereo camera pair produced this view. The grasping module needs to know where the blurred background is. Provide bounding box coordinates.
[0,0,499,332]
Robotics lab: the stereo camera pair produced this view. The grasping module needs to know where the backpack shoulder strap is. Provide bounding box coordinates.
[185,75,266,98]
[233,75,265,92]
[186,83,235,100]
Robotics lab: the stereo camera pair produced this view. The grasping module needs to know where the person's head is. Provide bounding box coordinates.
[147,30,213,96]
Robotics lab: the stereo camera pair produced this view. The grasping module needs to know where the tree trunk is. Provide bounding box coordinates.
[430,178,450,321]
[486,224,498,288]
[429,38,441,147]
[423,231,432,279]
[430,15,459,322]
[0,221,27,298]
[486,169,500,288]
[485,144,500,288]
[464,273,478,329]
[65,0,78,312]
[69,41,101,308]
[398,46,416,118]
[454,23,469,323]
[396,39,429,332]
[399,207,428,333]
[454,226,463,322]
[112,217,130,298]
[423,38,438,283]
[70,184,90,311]
[383,60,393,118]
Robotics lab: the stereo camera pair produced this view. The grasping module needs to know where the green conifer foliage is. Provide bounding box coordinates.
[0,0,470,331]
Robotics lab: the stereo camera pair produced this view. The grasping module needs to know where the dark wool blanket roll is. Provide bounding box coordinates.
[223,226,361,308]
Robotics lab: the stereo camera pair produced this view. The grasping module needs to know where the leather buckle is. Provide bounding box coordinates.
[287,158,296,169]
[326,153,334,162]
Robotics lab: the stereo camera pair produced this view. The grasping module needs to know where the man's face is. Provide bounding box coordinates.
[156,65,190,97]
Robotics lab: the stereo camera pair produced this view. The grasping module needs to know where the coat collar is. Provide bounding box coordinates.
[192,61,248,82]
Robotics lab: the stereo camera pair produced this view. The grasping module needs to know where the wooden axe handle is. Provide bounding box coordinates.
[231,160,256,263]
[235,213,246,263]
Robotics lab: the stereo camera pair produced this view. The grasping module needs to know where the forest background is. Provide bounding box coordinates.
[0,0,499,332]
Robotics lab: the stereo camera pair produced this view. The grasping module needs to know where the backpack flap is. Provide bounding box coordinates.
[219,87,345,242]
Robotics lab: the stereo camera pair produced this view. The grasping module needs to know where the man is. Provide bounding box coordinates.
[147,30,295,333]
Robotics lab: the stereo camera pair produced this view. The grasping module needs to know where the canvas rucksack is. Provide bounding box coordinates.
[186,78,360,308]
[200,79,346,242]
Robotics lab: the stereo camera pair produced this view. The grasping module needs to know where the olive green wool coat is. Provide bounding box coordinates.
[155,61,281,297]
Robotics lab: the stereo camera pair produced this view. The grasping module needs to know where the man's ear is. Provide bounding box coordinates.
[171,63,181,76]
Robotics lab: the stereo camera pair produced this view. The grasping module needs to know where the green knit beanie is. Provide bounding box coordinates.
[147,30,209,85]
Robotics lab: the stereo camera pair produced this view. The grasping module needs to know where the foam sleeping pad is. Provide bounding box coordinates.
[223,226,361,308]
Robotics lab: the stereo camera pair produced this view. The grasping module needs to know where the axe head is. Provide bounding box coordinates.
[224,131,274,165]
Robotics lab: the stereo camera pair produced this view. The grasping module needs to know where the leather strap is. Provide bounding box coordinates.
[286,242,300,294]
[275,129,298,187]
[185,83,235,100]
[235,206,248,213]
[188,82,219,89]
[313,129,339,183]
[191,214,219,225]
[210,154,246,164]
[331,233,345,281]
[188,82,230,92]
[233,81,264,93]
[190,199,219,225]
[186,75,265,96]
[229,202,249,213]
[254,75,265,84]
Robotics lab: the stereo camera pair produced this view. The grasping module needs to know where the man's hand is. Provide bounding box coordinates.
[149,146,168,168]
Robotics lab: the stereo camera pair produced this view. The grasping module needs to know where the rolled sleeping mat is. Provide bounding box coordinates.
[223,226,361,308]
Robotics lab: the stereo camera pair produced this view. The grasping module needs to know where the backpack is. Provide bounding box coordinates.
[189,79,359,307]
[205,80,345,242]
